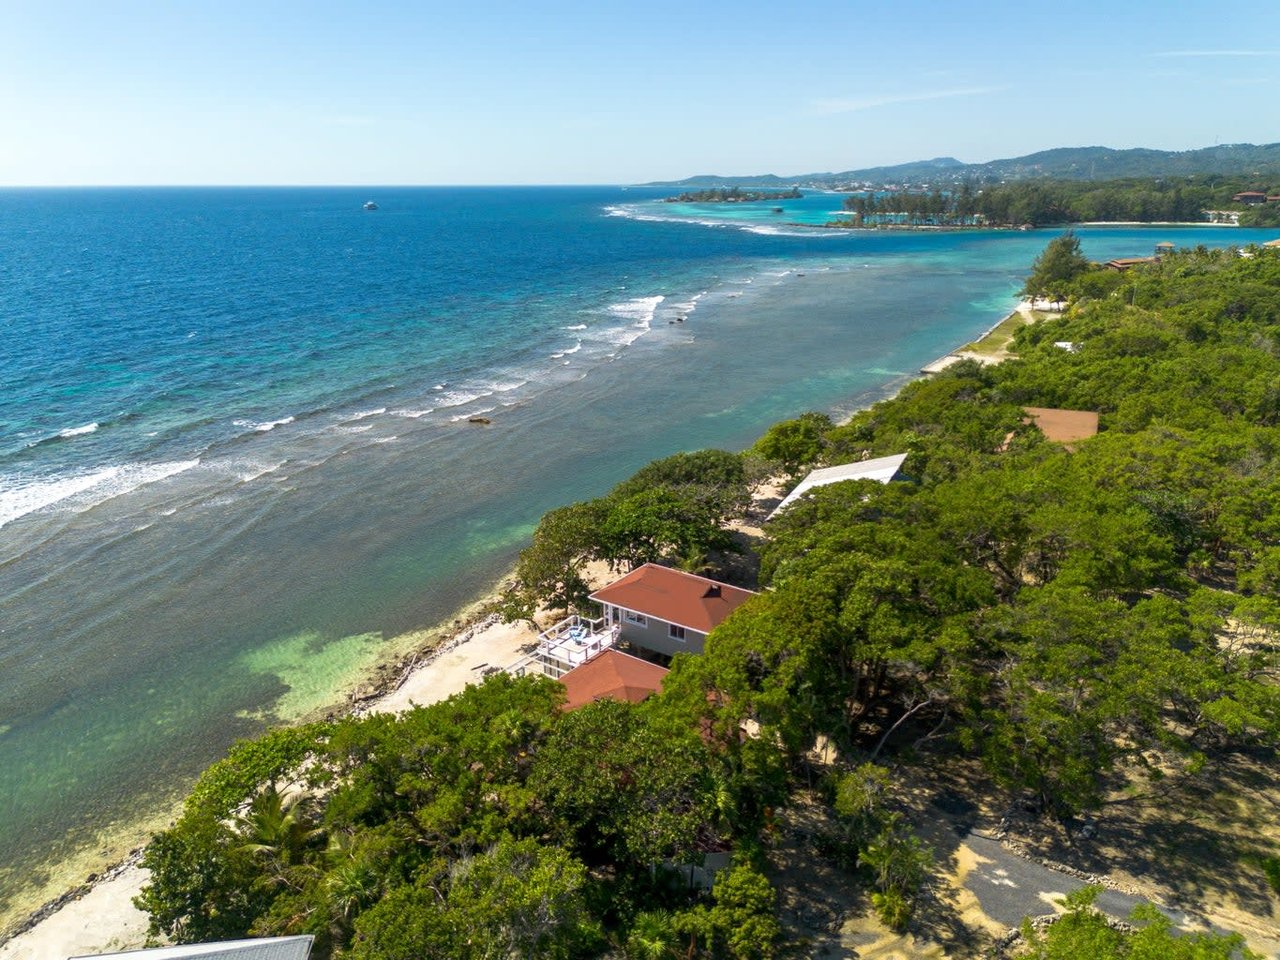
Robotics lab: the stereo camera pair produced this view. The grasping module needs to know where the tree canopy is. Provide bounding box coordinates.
[1022,231,1090,303]
[137,241,1280,958]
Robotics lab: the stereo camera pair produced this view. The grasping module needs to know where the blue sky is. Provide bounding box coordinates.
[1,0,1277,185]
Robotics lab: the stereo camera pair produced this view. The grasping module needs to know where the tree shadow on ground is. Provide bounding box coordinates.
[1068,747,1279,924]
[962,745,1280,949]
[769,788,993,959]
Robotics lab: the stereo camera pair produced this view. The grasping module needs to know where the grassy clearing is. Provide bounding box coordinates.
[961,311,1030,357]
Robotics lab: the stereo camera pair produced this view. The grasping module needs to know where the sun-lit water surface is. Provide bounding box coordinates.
[1,184,1272,929]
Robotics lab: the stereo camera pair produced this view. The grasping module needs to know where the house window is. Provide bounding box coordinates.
[624,610,647,627]
[669,624,686,642]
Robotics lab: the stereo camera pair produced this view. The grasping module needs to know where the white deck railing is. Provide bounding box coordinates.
[505,614,619,680]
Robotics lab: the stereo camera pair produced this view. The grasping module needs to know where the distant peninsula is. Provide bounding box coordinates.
[826,175,1280,230]
[666,187,802,203]
[642,141,1280,191]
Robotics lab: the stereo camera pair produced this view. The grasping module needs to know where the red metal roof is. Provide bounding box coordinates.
[589,564,756,634]
[558,649,669,710]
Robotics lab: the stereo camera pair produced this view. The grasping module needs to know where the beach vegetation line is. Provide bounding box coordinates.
[132,242,1280,957]
[834,174,1280,229]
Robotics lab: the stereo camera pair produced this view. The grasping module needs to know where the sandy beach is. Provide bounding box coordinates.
[0,600,550,960]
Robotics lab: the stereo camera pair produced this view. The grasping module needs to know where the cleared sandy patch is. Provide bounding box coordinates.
[370,618,539,714]
[0,865,149,960]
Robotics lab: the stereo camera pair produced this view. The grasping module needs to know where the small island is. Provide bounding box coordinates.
[666,186,802,203]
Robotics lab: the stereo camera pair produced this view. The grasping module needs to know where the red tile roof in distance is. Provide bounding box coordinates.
[559,649,670,711]
[589,564,757,634]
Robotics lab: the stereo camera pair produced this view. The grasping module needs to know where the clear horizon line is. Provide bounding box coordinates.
[0,182,641,189]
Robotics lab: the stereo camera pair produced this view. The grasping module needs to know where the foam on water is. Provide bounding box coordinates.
[594,294,663,348]
[607,294,665,321]
[216,458,288,484]
[491,379,527,393]
[0,460,201,528]
[434,388,495,409]
[253,416,295,433]
[550,341,582,360]
[0,469,121,528]
[741,223,842,238]
[57,422,99,439]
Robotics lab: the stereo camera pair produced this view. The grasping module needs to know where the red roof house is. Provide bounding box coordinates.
[590,564,756,658]
[558,649,669,710]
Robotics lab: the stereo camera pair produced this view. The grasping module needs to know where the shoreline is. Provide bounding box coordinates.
[813,219,1242,232]
[0,290,1048,959]
[0,570,542,958]
[919,298,1057,373]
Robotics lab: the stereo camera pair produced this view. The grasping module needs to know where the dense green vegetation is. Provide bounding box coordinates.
[136,243,1280,956]
[499,448,754,617]
[666,187,801,203]
[838,176,1280,227]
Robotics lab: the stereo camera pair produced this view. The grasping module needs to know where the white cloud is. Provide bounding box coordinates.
[810,86,1004,116]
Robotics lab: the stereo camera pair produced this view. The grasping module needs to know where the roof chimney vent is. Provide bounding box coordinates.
[703,584,721,598]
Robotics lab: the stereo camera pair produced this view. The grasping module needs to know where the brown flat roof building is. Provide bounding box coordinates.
[589,564,756,635]
[558,649,669,710]
[1104,257,1158,271]
[1023,406,1100,445]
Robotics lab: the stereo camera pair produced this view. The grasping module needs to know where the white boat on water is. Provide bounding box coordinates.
[363,200,378,211]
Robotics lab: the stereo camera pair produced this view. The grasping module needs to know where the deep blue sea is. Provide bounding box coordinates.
[1,185,1273,928]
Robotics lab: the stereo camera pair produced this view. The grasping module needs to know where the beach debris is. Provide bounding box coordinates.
[467,416,492,425]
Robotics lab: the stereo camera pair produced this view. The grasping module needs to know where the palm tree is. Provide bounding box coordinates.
[624,910,682,960]
[234,782,324,889]
[323,831,383,929]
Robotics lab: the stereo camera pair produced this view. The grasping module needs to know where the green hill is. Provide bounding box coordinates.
[643,142,1280,189]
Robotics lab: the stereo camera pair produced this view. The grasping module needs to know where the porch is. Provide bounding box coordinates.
[506,614,618,680]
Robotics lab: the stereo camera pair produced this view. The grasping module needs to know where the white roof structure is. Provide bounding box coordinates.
[770,453,908,518]
[72,937,313,960]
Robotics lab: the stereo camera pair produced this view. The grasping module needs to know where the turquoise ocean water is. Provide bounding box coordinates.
[0,185,1273,927]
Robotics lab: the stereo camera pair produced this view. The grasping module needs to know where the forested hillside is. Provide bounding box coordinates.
[135,243,1280,958]
[839,176,1280,227]
[644,142,1280,189]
